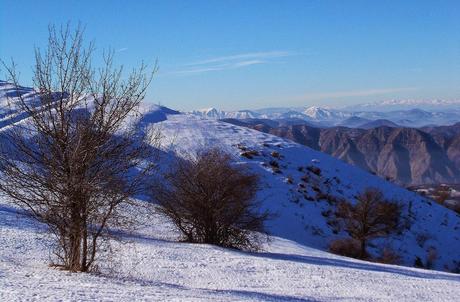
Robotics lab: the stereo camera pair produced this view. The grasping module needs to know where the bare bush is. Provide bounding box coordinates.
[0,25,158,272]
[426,246,437,269]
[307,165,321,176]
[335,188,402,259]
[433,186,450,205]
[152,148,270,251]
[329,238,361,258]
[375,247,401,265]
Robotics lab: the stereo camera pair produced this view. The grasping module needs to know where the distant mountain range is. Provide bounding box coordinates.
[189,103,460,128]
[222,119,460,186]
[343,99,460,112]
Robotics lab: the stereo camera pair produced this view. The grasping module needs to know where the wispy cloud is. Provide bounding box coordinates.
[116,47,128,53]
[294,87,418,101]
[174,60,265,75]
[169,51,294,75]
[186,51,293,66]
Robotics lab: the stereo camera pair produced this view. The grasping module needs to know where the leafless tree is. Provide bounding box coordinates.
[0,24,159,272]
[335,188,402,259]
[152,148,270,251]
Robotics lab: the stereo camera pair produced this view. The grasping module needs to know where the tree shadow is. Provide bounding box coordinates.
[100,273,317,302]
[0,204,42,231]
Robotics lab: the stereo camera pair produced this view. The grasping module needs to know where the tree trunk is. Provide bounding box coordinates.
[69,232,81,271]
[81,224,88,272]
[69,203,82,271]
[360,239,366,259]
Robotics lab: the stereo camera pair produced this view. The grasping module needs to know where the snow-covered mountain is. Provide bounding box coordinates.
[303,106,349,121]
[190,108,261,120]
[189,104,460,128]
[224,109,260,119]
[190,107,226,119]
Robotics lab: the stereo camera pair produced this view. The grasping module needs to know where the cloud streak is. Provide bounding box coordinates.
[173,60,265,75]
[186,51,293,66]
[170,51,294,75]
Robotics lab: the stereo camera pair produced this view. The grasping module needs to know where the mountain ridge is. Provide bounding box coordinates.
[224,119,460,185]
[189,105,460,128]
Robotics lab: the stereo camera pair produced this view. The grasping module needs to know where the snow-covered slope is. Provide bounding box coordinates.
[153,112,460,271]
[0,81,41,127]
[2,199,460,301]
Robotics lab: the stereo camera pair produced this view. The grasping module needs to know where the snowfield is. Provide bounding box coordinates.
[1,83,460,301]
[1,201,460,301]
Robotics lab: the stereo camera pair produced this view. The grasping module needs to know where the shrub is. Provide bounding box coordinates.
[449,261,460,274]
[414,256,425,268]
[375,247,401,265]
[426,247,437,269]
[307,165,321,176]
[329,238,361,258]
[236,144,247,151]
[433,185,450,204]
[153,148,270,251]
[240,150,259,159]
[335,188,402,259]
[271,151,281,159]
[269,160,279,168]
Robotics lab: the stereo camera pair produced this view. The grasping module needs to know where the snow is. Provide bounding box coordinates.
[1,201,460,301]
[303,106,347,121]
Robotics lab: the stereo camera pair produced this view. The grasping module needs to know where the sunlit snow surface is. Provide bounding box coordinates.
[1,202,459,301]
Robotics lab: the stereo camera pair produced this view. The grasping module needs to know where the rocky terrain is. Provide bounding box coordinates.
[223,119,460,186]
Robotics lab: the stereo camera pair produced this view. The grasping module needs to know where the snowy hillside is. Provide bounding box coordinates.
[154,111,460,271]
[2,197,460,301]
[1,83,460,300]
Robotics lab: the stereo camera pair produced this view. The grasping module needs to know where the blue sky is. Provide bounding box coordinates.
[1,0,460,111]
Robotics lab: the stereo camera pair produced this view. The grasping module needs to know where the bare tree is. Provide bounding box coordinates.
[0,24,159,272]
[335,188,402,259]
[152,148,270,251]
